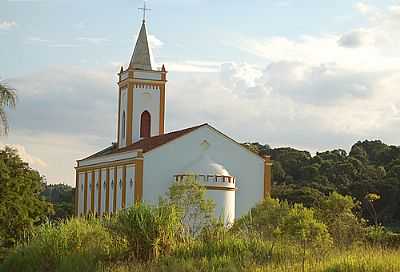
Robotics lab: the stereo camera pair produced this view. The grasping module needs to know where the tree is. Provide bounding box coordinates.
[317,192,365,247]
[364,193,381,226]
[165,176,215,237]
[0,83,17,135]
[0,147,52,249]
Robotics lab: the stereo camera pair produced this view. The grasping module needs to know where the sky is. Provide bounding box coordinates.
[1,0,400,186]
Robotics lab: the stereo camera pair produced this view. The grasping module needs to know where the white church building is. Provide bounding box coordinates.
[75,17,272,224]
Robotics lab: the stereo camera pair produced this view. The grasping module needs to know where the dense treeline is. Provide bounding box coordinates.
[41,184,74,221]
[244,140,400,228]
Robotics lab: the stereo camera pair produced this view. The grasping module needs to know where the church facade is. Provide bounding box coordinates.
[75,19,272,224]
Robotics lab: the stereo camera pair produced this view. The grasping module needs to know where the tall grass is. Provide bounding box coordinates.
[3,186,400,272]
[0,217,126,272]
[103,245,400,272]
[108,203,183,261]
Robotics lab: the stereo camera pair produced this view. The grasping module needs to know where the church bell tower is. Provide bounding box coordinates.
[117,15,167,149]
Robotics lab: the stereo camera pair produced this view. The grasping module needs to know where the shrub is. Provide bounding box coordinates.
[108,203,183,261]
[0,217,123,272]
[165,176,215,237]
[366,226,400,248]
[317,192,366,247]
[234,197,332,249]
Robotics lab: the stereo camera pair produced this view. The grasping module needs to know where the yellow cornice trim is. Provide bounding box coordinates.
[205,186,237,192]
[76,158,138,172]
[119,78,166,85]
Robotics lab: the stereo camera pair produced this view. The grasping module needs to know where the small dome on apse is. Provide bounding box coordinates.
[181,154,231,177]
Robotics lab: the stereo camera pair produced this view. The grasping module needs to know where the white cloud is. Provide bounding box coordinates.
[77,37,109,45]
[165,60,221,73]
[0,20,16,30]
[148,34,163,49]
[239,4,400,72]
[28,37,51,43]
[6,3,400,186]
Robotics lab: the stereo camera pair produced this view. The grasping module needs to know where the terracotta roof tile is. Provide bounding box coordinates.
[80,123,207,161]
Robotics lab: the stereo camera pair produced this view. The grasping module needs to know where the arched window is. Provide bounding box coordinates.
[140,111,151,138]
[122,111,126,139]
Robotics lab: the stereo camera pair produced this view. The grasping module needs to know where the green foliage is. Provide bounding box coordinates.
[317,192,365,247]
[366,226,400,248]
[108,203,183,261]
[272,185,324,208]
[245,140,400,227]
[235,197,332,250]
[0,217,124,272]
[165,176,215,236]
[0,147,52,250]
[41,184,74,221]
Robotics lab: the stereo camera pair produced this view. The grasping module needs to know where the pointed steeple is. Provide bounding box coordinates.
[129,21,152,70]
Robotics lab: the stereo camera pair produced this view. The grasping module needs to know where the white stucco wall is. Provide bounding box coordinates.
[206,190,235,225]
[134,71,162,81]
[132,86,160,142]
[119,87,128,148]
[87,172,92,214]
[109,168,115,214]
[126,165,135,208]
[94,170,99,214]
[143,125,264,218]
[101,168,107,215]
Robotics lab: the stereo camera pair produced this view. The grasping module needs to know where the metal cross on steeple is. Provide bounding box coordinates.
[138,1,151,22]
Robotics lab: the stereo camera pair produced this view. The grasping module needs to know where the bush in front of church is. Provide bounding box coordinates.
[165,176,216,237]
[233,197,332,255]
[108,203,183,261]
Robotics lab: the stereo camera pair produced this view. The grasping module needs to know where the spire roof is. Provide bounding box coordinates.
[129,21,152,70]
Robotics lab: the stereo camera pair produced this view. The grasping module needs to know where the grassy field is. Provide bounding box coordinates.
[103,246,400,272]
[2,184,400,272]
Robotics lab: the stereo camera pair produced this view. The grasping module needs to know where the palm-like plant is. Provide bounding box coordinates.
[0,83,17,135]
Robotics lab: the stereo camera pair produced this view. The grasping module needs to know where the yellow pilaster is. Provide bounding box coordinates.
[264,156,272,198]
[91,170,95,213]
[98,170,102,215]
[134,155,144,203]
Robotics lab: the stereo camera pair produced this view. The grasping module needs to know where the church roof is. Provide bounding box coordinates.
[80,124,207,161]
[129,21,152,70]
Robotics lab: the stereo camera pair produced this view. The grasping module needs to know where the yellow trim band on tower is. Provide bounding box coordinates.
[159,84,165,134]
[127,83,133,145]
[117,88,121,146]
